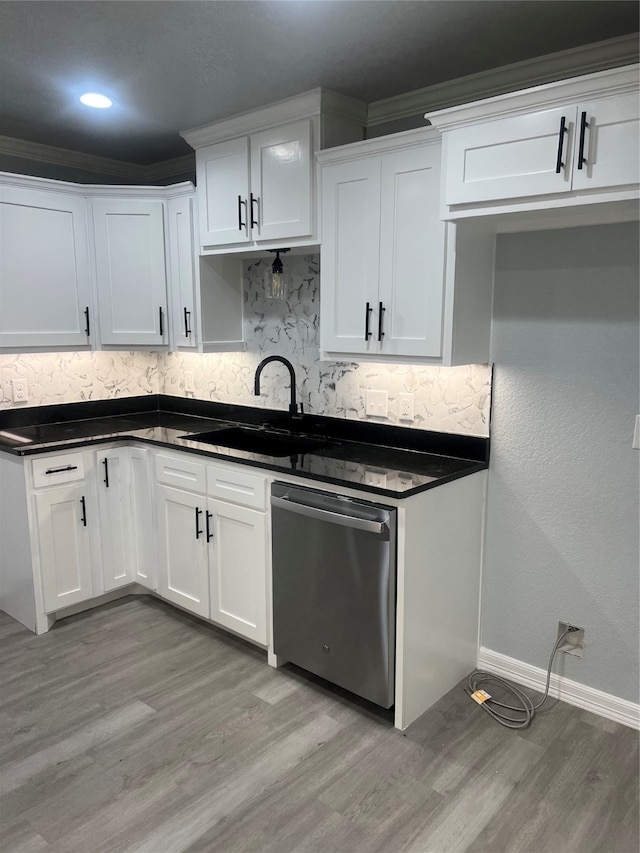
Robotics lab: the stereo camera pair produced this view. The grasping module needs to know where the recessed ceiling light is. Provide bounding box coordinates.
[80,92,112,109]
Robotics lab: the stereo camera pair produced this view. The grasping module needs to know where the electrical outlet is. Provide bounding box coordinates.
[364,468,387,488]
[633,415,640,449]
[184,372,195,395]
[558,621,585,658]
[11,380,28,403]
[399,392,414,421]
[366,389,388,418]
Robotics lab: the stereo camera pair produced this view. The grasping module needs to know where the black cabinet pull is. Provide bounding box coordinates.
[377,302,385,342]
[102,457,109,488]
[183,307,192,337]
[577,111,589,170]
[80,496,87,527]
[555,116,567,174]
[364,302,373,341]
[45,464,78,475]
[159,306,164,337]
[195,506,202,539]
[250,193,259,229]
[206,510,214,542]
[84,307,91,337]
[238,196,247,231]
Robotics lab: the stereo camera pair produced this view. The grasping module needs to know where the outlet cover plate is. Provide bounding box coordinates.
[11,380,28,403]
[558,621,585,657]
[399,392,414,421]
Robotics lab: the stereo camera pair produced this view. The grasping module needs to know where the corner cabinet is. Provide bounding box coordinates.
[318,129,495,365]
[182,88,367,254]
[0,179,93,351]
[429,64,639,222]
[91,197,168,347]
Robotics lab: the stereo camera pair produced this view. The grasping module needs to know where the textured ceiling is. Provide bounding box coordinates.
[0,1,638,165]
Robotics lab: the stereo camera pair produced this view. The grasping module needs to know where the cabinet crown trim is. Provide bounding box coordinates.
[181,88,366,149]
[316,127,441,166]
[0,171,194,198]
[427,63,640,132]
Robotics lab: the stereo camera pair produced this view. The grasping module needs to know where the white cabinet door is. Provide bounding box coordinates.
[0,186,92,350]
[196,138,250,247]
[129,447,156,589]
[35,484,93,612]
[444,107,575,205]
[250,120,312,242]
[378,145,446,358]
[208,498,267,645]
[571,93,640,191]
[92,199,168,346]
[156,484,209,618]
[320,157,381,355]
[95,448,133,592]
[167,195,197,349]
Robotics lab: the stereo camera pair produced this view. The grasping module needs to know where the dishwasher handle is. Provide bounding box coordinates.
[271,495,388,535]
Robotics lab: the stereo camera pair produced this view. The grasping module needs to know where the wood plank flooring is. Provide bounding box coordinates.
[1,596,638,853]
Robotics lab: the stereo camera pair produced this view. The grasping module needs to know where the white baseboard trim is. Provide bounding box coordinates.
[477,646,640,731]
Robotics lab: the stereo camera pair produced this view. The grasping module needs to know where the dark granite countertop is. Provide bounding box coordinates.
[0,396,489,499]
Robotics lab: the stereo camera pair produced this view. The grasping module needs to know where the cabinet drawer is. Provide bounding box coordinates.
[155,452,207,494]
[207,464,267,510]
[32,453,85,488]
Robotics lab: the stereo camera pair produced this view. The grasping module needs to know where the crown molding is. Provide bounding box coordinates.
[367,33,639,127]
[316,126,440,167]
[0,136,194,183]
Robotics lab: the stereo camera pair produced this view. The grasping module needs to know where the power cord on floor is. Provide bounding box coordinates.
[465,628,576,729]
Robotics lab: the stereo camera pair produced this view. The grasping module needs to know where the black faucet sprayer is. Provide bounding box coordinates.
[254,355,303,418]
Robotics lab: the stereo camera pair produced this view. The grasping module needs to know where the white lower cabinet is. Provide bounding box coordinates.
[30,446,154,615]
[154,451,269,644]
[208,498,267,644]
[35,482,94,613]
[156,484,210,618]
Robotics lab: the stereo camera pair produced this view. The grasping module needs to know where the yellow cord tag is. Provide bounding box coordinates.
[471,689,491,705]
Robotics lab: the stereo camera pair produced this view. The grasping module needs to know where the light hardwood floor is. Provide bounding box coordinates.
[1,596,638,853]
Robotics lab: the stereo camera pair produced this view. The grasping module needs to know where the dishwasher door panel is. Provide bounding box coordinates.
[271,485,396,708]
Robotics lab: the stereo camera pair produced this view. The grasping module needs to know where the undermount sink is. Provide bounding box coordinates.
[182,426,331,457]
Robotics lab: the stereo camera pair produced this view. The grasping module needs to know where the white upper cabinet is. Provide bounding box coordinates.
[91,198,168,347]
[196,121,312,249]
[319,130,463,362]
[0,178,93,351]
[167,194,198,350]
[182,89,366,255]
[429,65,639,222]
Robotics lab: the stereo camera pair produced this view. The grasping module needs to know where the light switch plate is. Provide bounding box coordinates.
[633,415,640,450]
[366,389,388,418]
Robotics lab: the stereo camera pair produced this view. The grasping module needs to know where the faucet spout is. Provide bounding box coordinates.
[254,355,301,418]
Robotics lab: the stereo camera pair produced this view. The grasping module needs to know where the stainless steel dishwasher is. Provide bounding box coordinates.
[271,482,396,708]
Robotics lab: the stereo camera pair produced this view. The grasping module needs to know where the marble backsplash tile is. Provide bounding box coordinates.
[0,351,159,408]
[0,254,491,437]
[162,254,492,438]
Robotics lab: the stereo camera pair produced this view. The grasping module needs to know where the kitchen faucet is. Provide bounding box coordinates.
[254,355,303,418]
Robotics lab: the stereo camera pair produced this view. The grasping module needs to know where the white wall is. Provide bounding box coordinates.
[482,222,639,704]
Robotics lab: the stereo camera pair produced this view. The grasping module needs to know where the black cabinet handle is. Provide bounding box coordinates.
[102,457,109,488]
[183,307,192,337]
[80,496,87,527]
[377,302,385,342]
[577,111,589,170]
[84,307,91,338]
[45,465,78,475]
[555,116,567,174]
[365,302,373,341]
[238,196,247,231]
[250,193,259,229]
[195,506,202,539]
[206,510,214,542]
[159,306,164,338]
